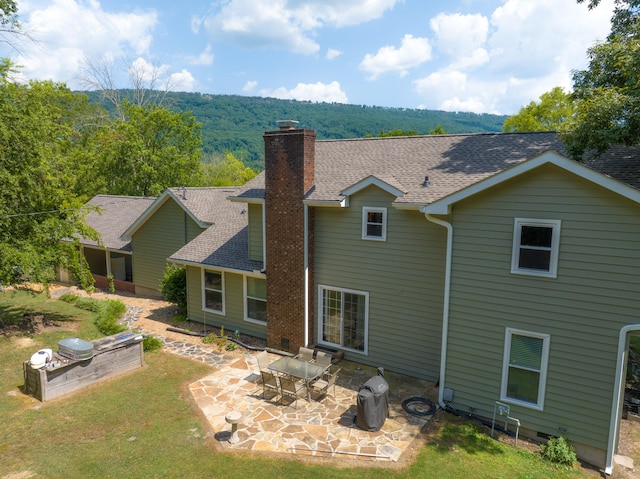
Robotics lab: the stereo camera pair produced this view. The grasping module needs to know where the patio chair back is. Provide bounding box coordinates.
[297,346,314,362]
[279,376,305,408]
[311,367,341,401]
[261,370,279,400]
[256,350,271,371]
[315,351,332,368]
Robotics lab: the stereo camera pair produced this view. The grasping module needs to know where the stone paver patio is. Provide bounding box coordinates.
[115,300,439,463]
[187,350,438,462]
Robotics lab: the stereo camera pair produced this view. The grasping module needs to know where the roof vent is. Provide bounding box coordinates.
[277,120,299,130]
[422,176,430,187]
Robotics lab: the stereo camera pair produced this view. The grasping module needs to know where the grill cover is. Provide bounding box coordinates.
[58,337,94,360]
[355,374,389,431]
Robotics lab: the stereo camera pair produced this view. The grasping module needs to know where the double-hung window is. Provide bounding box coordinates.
[245,276,267,323]
[318,285,368,353]
[511,218,561,277]
[362,207,387,241]
[501,328,550,410]
[203,269,224,314]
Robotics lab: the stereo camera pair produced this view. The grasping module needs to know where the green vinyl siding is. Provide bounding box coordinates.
[185,265,267,339]
[313,185,446,381]
[131,199,205,292]
[248,203,263,262]
[443,163,640,452]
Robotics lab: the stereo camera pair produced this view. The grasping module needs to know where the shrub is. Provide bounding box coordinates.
[58,293,79,304]
[94,299,128,336]
[540,436,577,466]
[202,327,229,351]
[75,297,103,312]
[143,336,163,352]
[159,265,187,313]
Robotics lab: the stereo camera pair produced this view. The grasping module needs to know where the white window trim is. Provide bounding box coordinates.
[362,207,387,241]
[243,274,267,325]
[511,218,561,278]
[202,268,225,315]
[317,284,369,355]
[500,328,550,411]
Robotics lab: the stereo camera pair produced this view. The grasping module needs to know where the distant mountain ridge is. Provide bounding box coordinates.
[83,90,507,170]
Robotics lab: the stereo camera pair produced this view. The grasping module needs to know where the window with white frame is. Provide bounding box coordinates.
[318,285,368,353]
[202,269,224,313]
[511,218,561,277]
[501,328,550,410]
[362,207,387,241]
[245,276,266,323]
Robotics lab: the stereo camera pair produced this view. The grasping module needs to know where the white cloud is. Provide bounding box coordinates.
[200,0,400,54]
[359,34,432,80]
[4,0,158,89]
[169,69,197,92]
[430,12,488,57]
[259,81,348,103]
[202,0,319,54]
[413,0,615,114]
[487,0,612,79]
[449,48,490,71]
[190,45,214,66]
[243,80,258,92]
[293,0,400,27]
[326,48,342,60]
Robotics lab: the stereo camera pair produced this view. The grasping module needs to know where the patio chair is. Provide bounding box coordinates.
[296,346,314,362]
[261,370,280,401]
[255,350,271,371]
[279,376,306,409]
[311,367,341,402]
[315,351,332,368]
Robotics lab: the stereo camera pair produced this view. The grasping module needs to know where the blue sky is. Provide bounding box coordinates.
[2,0,614,115]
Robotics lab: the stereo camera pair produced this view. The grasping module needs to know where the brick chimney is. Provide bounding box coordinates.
[264,121,315,352]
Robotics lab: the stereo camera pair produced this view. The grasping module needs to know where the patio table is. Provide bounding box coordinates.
[268,356,328,402]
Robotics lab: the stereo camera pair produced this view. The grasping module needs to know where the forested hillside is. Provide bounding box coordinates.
[83,91,506,170]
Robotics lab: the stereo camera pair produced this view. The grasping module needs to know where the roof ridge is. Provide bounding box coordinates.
[316,131,558,143]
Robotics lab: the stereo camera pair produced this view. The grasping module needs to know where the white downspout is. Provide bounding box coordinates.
[424,211,453,409]
[303,203,309,347]
[606,324,640,475]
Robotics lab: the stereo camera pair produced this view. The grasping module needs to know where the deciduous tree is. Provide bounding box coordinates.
[88,100,203,196]
[200,152,257,186]
[502,87,574,132]
[0,73,97,287]
[564,0,640,158]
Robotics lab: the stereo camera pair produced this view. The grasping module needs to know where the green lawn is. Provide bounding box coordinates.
[0,290,590,479]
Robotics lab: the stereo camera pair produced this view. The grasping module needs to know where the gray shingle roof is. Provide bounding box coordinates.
[167,187,244,225]
[168,210,261,272]
[234,132,567,205]
[83,195,156,251]
[232,131,640,206]
[583,145,640,190]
